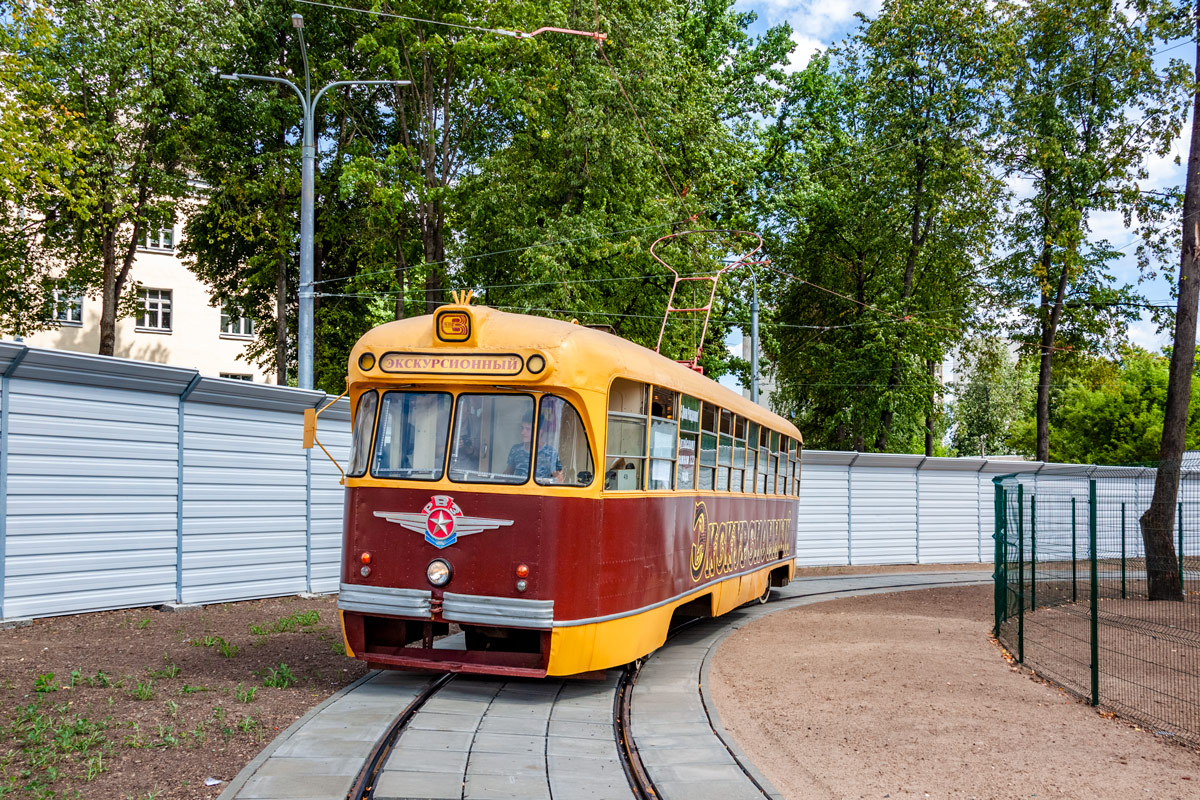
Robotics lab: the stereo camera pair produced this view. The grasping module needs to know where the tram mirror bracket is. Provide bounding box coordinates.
[304,385,349,483]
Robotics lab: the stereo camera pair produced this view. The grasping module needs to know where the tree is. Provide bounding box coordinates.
[761,0,1005,453]
[1141,1,1200,602]
[950,340,1034,457]
[995,0,1191,462]
[7,0,242,355]
[0,0,89,337]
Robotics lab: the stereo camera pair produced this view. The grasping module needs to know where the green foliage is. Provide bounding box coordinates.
[259,664,297,689]
[234,684,257,704]
[0,0,245,352]
[127,680,154,701]
[949,340,1036,456]
[763,0,1005,452]
[1006,347,1200,464]
[32,674,57,694]
[250,610,320,636]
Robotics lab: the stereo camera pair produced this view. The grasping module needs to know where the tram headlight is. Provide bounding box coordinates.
[358,352,376,371]
[426,559,452,587]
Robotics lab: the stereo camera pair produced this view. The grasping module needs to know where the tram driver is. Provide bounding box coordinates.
[506,417,564,483]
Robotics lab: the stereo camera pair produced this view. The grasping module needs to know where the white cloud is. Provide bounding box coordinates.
[787,33,826,72]
[1127,311,1171,353]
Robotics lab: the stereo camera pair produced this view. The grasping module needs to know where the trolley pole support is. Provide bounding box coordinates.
[1089,479,1099,707]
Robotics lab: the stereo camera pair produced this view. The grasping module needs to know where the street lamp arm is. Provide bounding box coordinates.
[311,80,412,116]
[221,73,307,112]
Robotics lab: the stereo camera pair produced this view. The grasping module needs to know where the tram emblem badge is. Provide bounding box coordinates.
[374,495,514,548]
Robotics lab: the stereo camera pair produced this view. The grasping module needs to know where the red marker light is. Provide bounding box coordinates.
[516,564,529,578]
[360,552,371,565]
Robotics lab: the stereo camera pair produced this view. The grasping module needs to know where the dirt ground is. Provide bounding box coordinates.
[0,594,368,799]
[711,584,1200,800]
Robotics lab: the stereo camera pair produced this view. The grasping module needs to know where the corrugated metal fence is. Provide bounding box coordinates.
[0,340,1140,622]
[0,342,348,621]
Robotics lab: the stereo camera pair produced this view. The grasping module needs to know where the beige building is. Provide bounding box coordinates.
[10,223,275,383]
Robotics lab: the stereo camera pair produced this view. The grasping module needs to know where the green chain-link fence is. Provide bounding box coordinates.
[993,467,1200,747]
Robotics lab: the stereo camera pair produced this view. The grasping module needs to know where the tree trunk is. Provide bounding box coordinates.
[98,212,118,356]
[924,358,936,457]
[395,233,408,321]
[1035,228,1071,462]
[1138,16,1200,602]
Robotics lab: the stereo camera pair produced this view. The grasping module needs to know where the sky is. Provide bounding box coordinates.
[717,0,1192,396]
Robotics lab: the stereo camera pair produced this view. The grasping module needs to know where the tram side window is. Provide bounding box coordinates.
[757,427,769,493]
[778,436,790,494]
[605,378,648,490]
[769,430,781,494]
[372,391,452,480]
[731,416,745,493]
[745,421,758,493]
[536,395,595,487]
[698,402,718,491]
[448,394,535,484]
[347,390,378,478]
[717,409,733,491]
[792,440,802,496]
[676,395,700,490]
[648,387,678,490]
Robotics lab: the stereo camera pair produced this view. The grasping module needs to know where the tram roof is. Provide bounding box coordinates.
[351,304,802,443]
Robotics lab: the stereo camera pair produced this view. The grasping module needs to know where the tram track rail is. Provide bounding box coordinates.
[347,673,455,800]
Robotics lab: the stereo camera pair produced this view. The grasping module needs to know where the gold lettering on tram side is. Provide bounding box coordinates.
[689,501,793,584]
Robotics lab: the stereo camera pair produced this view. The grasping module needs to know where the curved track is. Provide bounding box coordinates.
[219,571,990,800]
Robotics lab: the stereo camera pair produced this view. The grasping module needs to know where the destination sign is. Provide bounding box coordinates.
[378,352,524,376]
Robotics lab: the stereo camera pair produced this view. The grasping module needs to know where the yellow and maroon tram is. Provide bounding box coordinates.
[331,298,801,677]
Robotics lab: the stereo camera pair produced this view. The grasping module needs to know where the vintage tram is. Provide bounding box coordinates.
[330,298,801,677]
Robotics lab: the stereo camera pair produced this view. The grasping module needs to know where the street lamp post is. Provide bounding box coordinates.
[223,14,410,389]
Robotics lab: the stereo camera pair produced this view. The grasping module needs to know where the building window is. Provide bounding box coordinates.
[220,305,255,338]
[143,227,174,251]
[49,287,83,325]
[136,288,172,331]
[220,373,252,381]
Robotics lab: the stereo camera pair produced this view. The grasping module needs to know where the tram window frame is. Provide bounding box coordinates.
[605,378,649,491]
[731,416,745,493]
[791,440,801,496]
[534,394,595,487]
[745,420,759,493]
[447,392,537,485]
[757,427,769,494]
[347,389,378,478]
[370,390,453,481]
[648,387,678,491]
[698,402,718,491]
[676,395,701,491]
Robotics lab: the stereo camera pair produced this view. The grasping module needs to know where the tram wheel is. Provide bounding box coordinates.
[757,583,771,604]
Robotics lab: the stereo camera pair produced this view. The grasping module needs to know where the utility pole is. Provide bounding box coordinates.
[223,15,410,389]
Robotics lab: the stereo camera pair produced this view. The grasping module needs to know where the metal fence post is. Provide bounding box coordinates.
[1030,495,1037,611]
[175,374,202,605]
[1120,501,1126,599]
[1179,501,1185,590]
[1089,478,1099,707]
[1071,497,1077,603]
[1018,483,1025,664]
[993,478,1005,637]
[0,347,29,621]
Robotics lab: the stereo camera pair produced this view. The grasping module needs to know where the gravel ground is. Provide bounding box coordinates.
[710,584,1200,800]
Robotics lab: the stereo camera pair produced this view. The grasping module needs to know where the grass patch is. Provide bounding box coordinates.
[258,664,296,689]
[191,635,239,658]
[249,610,320,636]
[2,697,115,796]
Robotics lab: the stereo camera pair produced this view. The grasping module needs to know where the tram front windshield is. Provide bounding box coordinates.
[371,392,451,480]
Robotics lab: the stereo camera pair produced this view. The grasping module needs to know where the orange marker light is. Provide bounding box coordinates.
[516,564,529,578]
[360,552,372,565]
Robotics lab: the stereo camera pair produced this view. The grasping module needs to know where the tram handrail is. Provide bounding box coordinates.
[303,385,349,482]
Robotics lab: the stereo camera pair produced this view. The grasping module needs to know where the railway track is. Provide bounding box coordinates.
[220,571,989,800]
